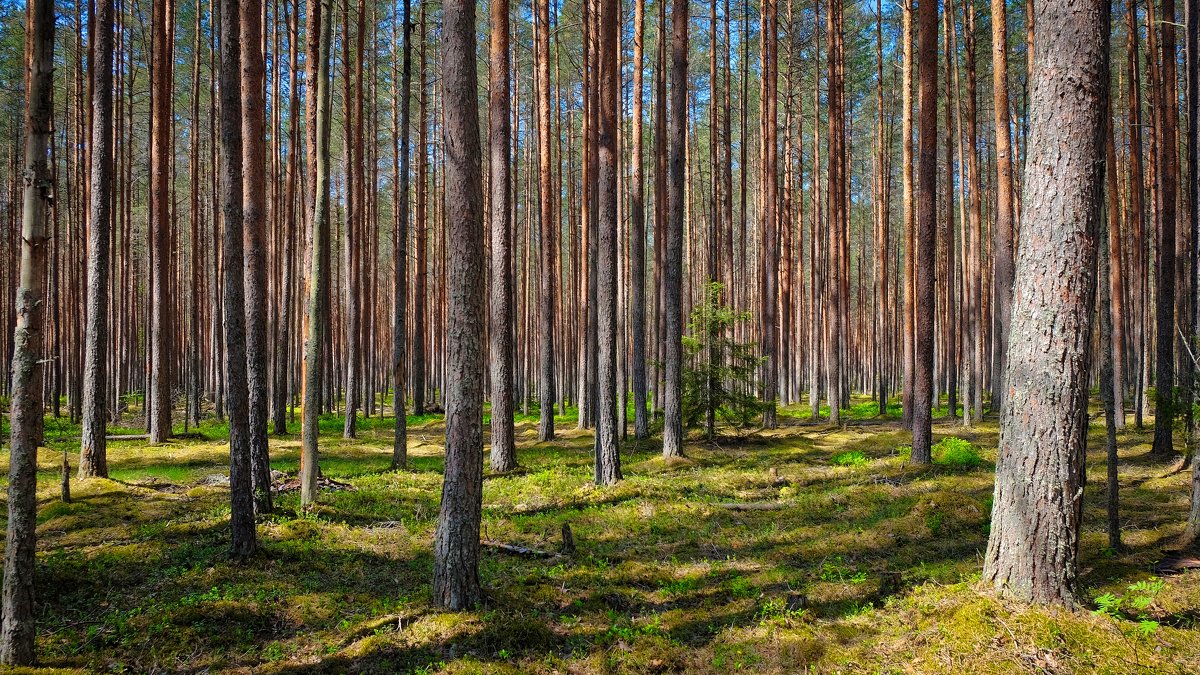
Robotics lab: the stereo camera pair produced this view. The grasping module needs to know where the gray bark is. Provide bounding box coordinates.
[0,0,53,663]
[81,0,115,480]
[662,0,687,459]
[488,0,516,472]
[984,0,1108,604]
[433,0,486,610]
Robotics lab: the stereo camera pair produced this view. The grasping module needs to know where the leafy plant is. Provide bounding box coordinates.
[1093,578,1166,638]
[831,450,869,467]
[679,282,765,436]
[933,437,984,468]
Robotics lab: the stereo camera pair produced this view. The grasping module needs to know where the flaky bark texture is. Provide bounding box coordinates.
[911,0,937,463]
[595,0,622,485]
[661,0,688,459]
[81,0,115,480]
[1,0,53,663]
[301,0,333,507]
[242,0,272,515]
[488,0,516,472]
[984,0,1108,605]
[433,0,485,610]
[220,0,258,560]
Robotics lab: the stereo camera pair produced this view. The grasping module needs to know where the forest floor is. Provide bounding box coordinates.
[8,396,1200,673]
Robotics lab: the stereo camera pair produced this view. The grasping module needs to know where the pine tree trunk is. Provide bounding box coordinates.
[662,0,688,458]
[536,0,556,442]
[488,0,516,472]
[912,0,938,463]
[242,0,272,515]
[219,0,258,559]
[149,0,175,444]
[762,0,779,429]
[990,0,1015,414]
[984,0,1107,605]
[81,0,115,480]
[0,0,54,663]
[301,0,333,507]
[901,0,915,429]
[433,0,485,610]
[595,0,622,484]
[1151,0,1178,458]
[630,0,649,440]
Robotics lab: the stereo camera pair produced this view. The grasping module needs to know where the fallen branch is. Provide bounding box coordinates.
[484,541,561,558]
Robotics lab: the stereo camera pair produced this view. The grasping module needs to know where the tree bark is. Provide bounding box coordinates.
[630,0,649,440]
[762,0,779,429]
[536,0,556,442]
[81,0,115,479]
[662,0,688,459]
[219,0,258,559]
[912,0,938,463]
[242,0,272,515]
[301,0,333,507]
[901,0,915,429]
[488,0,516,472]
[595,0,622,484]
[1151,0,1178,458]
[990,0,1015,414]
[0,0,53,663]
[433,0,486,610]
[149,0,175,444]
[984,0,1107,605]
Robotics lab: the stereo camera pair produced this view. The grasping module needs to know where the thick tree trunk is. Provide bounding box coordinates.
[662,0,688,459]
[984,0,1107,605]
[242,0,272,515]
[219,0,258,559]
[81,0,115,480]
[0,0,53,663]
[488,0,516,472]
[912,0,938,463]
[433,0,485,611]
[595,0,622,484]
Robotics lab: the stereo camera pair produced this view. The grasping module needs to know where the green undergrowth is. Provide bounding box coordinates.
[4,396,1200,673]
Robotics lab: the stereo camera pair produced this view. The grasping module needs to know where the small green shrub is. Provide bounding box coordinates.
[831,450,869,467]
[933,437,984,468]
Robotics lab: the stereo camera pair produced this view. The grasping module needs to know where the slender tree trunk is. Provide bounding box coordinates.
[149,0,175,444]
[762,0,779,428]
[901,0,915,429]
[990,0,1015,413]
[81,0,115,479]
[433,0,485,610]
[0,0,53,662]
[1101,108,1122,553]
[536,0,556,441]
[1127,0,1147,429]
[1151,0,1178,458]
[301,0,333,507]
[488,0,516,472]
[594,0,622,483]
[662,0,688,458]
[984,0,1108,605]
[242,0,272,515]
[630,0,649,440]
[912,0,938,463]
